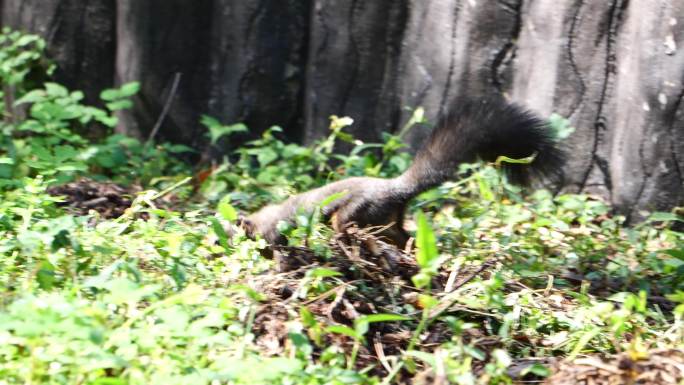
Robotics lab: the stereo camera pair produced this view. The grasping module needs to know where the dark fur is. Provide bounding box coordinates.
[241,97,565,248]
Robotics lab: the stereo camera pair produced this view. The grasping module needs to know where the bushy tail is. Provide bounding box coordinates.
[394,97,565,197]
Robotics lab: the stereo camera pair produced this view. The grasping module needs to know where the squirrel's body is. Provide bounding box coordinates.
[243,176,411,246]
[240,97,565,248]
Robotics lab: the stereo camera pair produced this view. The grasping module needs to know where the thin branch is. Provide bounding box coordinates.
[146,72,182,146]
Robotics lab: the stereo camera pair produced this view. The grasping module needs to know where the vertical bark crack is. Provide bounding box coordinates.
[46,2,65,46]
[402,3,433,109]
[237,5,262,122]
[304,0,331,138]
[626,133,651,222]
[294,1,314,142]
[667,84,684,191]
[630,22,684,219]
[566,0,587,118]
[244,0,267,50]
[341,0,361,113]
[73,1,89,78]
[383,2,410,134]
[578,0,629,196]
[313,1,330,59]
[491,0,522,93]
[439,0,461,115]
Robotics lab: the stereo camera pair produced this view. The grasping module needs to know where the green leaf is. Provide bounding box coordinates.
[105,100,133,111]
[495,153,537,167]
[492,349,512,367]
[44,82,68,97]
[356,313,409,324]
[666,291,684,303]
[418,294,438,310]
[398,106,427,138]
[663,249,684,261]
[288,331,313,356]
[100,82,139,101]
[70,90,84,102]
[300,307,316,327]
[415,211,438,269]
[549,113,575,140]
[464,345,486,360]
[96,115,118,127]
[100,88,119,101]
[647,212,683,223]
[217,196,238,221]
[256,148,278,167]
[476,174,495,201]
[567,327,601,360]
[209,216,231,251]
[354,313,409,338]
[320,190,348,208]
[165,144,194,153]
[36,260,56,290]
[54,145,77,161]
[119,81,140,97]
[102,278,159,305]
[329,115,354,131]
[56,163,87,172]
[201,115,248,145]
[308,267,342,278]
[231,357,303,382]
[15,34,40,47]
[411,272,431,289]
[325,325,362,341]
[230,284,266,302]
[200,115,221,129]
[15,89,45,105]
[521,363,551,377]
[404,350,436,366]
[90,377,129,385]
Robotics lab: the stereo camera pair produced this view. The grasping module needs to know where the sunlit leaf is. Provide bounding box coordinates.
[415,211,438,269]
[217,196,238,221]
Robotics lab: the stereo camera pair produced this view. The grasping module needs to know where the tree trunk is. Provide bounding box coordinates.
[2,0,683,219]
[303,0,409,144]
[114,0,310,150]
[510,0,684,218]
[1,0,116,107]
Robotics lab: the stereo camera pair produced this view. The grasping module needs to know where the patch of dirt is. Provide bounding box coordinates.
[253,303,291,356]
[546,349,684,385]
[47,178,139,218]
[228,220,683,383]
[247,225,498,378]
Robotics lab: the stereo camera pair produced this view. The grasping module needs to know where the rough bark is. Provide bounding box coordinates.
[115,0,310,150]
[1,0,115,108]
[394,1,523,147]
[303,0,409,144]
[2,0,683,218]
[511,0,684,217]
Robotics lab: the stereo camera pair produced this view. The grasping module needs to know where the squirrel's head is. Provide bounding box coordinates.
[236,215,257,240]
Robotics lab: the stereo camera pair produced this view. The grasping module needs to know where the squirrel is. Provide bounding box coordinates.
[238,96,565,250]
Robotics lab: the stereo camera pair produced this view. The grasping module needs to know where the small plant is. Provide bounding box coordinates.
[200,113,410,210]
[326,313,409,369]
[0,29,191,189]
[0,27,53,115]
